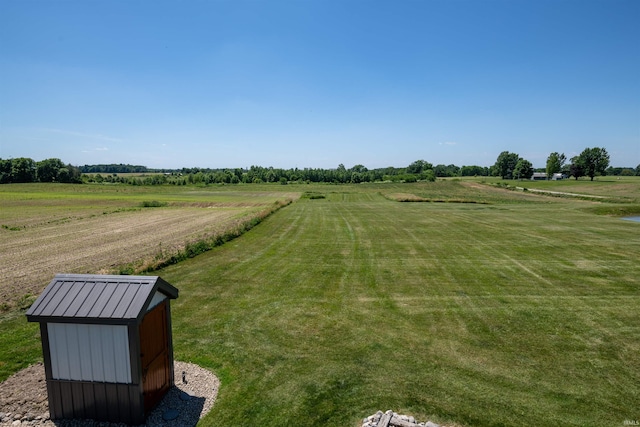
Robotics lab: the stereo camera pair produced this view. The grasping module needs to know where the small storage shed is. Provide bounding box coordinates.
[25,274,179,425]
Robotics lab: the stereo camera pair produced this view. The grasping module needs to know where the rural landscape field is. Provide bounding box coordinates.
[1,178,639,426]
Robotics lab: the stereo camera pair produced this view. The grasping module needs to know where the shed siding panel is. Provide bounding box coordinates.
[82,382,97,421]
[102,327,117,382]
[77,324,93,379]
[59,382,74,419]
[48,323,130,383]
[89,327,105,381]
[71,381,85,419]
[113,325,131,383]
[47,380,64,420]
[94,382,108,421]
[66,325,82,380]
[49,324,69,380]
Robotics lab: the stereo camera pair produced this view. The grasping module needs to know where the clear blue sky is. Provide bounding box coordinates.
[1,0,638,170]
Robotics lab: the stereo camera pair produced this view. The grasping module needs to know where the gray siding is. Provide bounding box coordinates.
[48,323,131,383]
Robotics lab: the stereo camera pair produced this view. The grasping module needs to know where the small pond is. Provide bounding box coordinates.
[622,216,640,223]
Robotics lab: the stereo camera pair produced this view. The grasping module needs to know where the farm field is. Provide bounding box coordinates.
[0,183,297,307]
[1,180,639,426]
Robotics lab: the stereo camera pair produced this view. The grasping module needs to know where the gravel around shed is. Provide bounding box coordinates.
[0,361,219,427]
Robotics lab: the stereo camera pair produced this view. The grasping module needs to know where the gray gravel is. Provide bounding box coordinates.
[0,361,219,427]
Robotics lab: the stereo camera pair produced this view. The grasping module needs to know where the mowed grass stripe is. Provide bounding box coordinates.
[162,189,639,426]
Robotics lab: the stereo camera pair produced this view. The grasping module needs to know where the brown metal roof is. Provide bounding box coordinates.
[26,274,178,325]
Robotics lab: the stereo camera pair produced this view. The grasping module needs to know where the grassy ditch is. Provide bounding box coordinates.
[119,199,293,274]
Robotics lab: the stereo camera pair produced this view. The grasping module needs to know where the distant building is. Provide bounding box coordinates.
[531,172,547,180]
[531,172,566,181]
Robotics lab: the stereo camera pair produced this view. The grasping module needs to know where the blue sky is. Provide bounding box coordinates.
[1,0,638,170]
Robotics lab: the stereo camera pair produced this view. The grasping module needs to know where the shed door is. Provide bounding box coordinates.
[139,300,170,413]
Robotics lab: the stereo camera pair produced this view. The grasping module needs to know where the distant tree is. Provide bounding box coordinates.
[406,160,432,174]
[460,165,488,176]
[513,158,534,180]
[11,157,37,183]
[0,159,11,183]
[606,166,636,176]
[433,164,459,177]
[493,151,520,179]
[576,147,610,181]
[545,152,566,179]
[57,164,82,183]
[422,169,436,182]
[37,158,65,182]
[569,156,585,180]
[350,164,368,174]
[636,164,640,176]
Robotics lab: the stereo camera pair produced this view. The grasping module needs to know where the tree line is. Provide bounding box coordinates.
[494,147,637,181]
[83,162,499,185]
[0,157,82,184]
[2,150,638,186]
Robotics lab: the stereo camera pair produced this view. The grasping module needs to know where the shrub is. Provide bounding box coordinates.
[141,200,167,207]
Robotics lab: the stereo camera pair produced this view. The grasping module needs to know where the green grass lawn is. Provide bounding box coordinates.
[1,181,639,426]
[163,183,639,426]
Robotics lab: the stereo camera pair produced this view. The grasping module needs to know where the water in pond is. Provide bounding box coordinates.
[622,216,640,223]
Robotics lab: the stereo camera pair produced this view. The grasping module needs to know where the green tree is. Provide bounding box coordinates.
[460,165,488,176]
[58,164,82,183]
[406,160,432,174]
[569,156,585,180]
[37,158,65,182]
[635,164,640,176]
[422,169,436,182]
[545,152,566,179]
[493,151,520,179]
[513,158,534,180]
[0,159,12,183]
[11,157,37,183]
[350,164,368,174]
[576,147,610,181]
[434,164,459,177]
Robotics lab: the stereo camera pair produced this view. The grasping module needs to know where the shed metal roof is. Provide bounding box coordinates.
[26,274,178,325]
